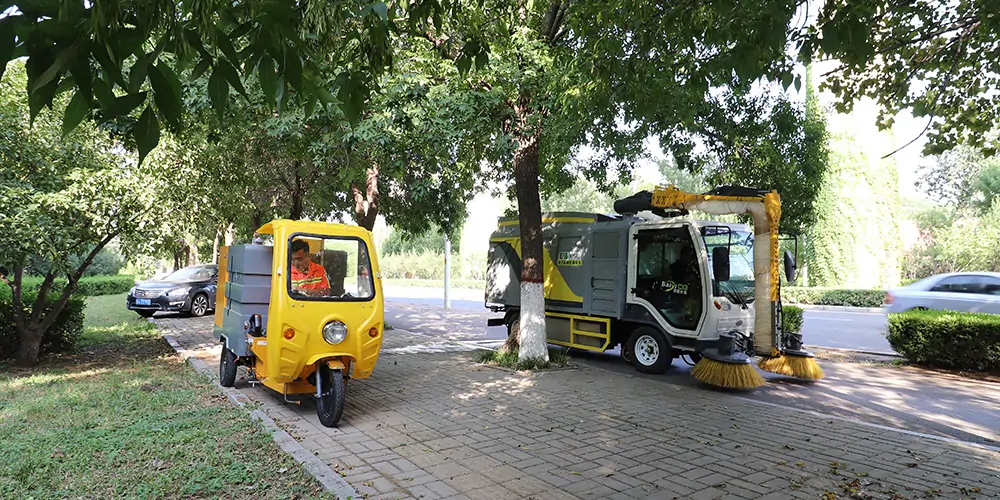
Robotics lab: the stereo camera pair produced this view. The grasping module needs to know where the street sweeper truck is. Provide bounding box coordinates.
[484,185,824,390]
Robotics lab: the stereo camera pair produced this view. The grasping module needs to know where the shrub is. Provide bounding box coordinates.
[0,290,86,360]
[887,310,1000,371]
[782,287,885,308]
[781,305,804,333]
[1,275,134,299]
[378,251,486,281]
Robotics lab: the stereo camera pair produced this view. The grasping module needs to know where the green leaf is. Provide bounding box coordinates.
[258,54,277,106]
[283,48,303,90]
[338,75,364,124]
[208,65,230,120]
[793,75,802,92]
[455,56,471,76]
[191,56,212,80]
[215,27,241,66]
[475,52,488,70]
[0,16,16,82]
[148,62,182,129]
[371,2,389,21]
[109,91,148,117]
[62,90,90,137]
[218,59,248,99]
[92,77,116,109]
[128,54,152,94]
[30,44,78,96]
[303,94,317,121]
[134,106,160,166]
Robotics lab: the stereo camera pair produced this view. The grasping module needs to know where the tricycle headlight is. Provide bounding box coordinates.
[323,321,348,344]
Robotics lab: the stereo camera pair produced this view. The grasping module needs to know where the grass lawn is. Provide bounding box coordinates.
[0,293,334,499]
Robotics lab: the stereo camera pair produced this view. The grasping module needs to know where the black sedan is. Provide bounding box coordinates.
[126,264,219,318]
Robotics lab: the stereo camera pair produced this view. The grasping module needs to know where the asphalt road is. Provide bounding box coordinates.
[382,286,895,354]
[384,287,1000,449]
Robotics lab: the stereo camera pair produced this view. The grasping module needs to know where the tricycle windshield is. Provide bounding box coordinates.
[287,235,374,301]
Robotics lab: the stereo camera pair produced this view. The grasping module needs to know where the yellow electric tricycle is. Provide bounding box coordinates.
[213,219,384,427]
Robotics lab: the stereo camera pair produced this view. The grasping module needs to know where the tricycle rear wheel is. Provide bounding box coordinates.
[219,347,237,388]
[316,364,346,428]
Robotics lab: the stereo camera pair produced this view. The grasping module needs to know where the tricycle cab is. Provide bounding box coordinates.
[214,219,384,427]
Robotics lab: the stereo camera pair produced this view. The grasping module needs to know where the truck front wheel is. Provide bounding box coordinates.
[628,327,674,374]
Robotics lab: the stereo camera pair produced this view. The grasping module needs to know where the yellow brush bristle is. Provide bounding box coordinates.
[690,357,766,390]
[758,355,825,380]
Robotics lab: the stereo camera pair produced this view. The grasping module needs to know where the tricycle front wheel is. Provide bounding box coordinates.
[316,364,346,428]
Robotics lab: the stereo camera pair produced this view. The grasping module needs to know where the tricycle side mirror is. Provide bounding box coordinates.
[783,250,797,283]
[712,246,731,282]
[244,313,264,338]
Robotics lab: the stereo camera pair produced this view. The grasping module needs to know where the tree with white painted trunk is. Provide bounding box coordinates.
[417,0,826,364]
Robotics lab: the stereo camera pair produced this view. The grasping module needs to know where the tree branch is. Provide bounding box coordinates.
[38,231,119,334]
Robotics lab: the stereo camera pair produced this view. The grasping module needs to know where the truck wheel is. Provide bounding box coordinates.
[628,327,674,374]
[219,347,237,388]
[316,365,346,428]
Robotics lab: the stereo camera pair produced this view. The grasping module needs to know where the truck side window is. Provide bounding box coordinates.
[635,227,702,331]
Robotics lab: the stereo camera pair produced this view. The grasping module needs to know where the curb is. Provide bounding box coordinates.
[161,334,359,500]
[794,304,886,313]
[809,345,902,358]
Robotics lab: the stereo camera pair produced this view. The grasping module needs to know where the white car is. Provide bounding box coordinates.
[885,272,1000,314]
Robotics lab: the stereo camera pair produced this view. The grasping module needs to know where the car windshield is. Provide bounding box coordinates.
[702,227,755,304]
[163,266,215,282]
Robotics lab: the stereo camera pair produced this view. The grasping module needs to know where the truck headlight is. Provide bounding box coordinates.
[323,321,348,344]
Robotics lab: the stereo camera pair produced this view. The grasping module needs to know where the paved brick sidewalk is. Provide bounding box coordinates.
[156,317,1000,500]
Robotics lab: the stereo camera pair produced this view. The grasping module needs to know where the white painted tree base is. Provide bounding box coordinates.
[518,281,549,362]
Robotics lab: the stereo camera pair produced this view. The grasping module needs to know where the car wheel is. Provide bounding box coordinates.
[189,293,210,317]
[628,326,674,374]
[136,310,155,318]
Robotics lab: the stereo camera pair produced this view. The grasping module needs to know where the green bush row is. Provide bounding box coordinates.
[0,290,85,360]
[887,310,1000,371]
[781,305,804,333]
[378,251,486,281]
[1,275,135,299]
[782,287,885,308]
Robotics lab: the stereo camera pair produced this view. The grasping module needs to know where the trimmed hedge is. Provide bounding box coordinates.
[0,290,86,360]
[782,287,885,308]
[1,275,134,299]
[781,305,804,333]
[887,310,1000,371]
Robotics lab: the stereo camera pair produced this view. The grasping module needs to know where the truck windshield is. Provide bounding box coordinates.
[702,228,755,304]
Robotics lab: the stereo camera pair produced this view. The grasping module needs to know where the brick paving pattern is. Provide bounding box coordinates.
[157,316,1000,500]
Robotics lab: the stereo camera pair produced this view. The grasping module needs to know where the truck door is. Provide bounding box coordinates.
[630,225,704,333]
[591,231,623,315]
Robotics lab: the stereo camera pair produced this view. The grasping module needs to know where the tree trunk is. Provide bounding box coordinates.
[212,225,221,264]
[225,222,236,246]
[352,165,380,231]
[290,162,303,220]
[15,327,43,367]
[506,102,548,363]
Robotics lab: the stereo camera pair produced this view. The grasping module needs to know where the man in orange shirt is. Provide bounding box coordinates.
[290,239,331,297]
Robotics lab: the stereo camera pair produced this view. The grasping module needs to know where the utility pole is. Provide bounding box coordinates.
[444,235,452,309]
